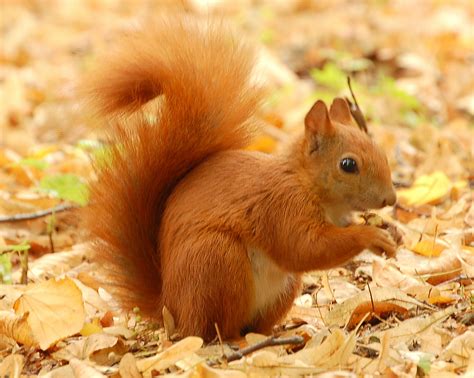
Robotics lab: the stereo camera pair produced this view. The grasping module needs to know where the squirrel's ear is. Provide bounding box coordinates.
[304,100,333,136]
[329,98,353,125]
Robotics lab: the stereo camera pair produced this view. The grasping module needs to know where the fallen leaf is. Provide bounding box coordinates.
[80,319,103,336]
[52,333,119,362]
[119,353,142,378]
[347,301,409,329]
[0,311,38,348]
[398,171,452,206]
[0,353,24,378]
[398,248,463,285]
[325,287,425,327]
[69,358,106,378]
[136,336,203,374]
[410,239,447,257]
[13,277,85,350]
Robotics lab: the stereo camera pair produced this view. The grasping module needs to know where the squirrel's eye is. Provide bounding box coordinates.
[340,158,358,174]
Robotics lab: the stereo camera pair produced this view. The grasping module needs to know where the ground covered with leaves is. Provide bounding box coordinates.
[0,0,473,377]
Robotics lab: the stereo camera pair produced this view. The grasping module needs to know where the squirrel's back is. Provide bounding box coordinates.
[82,16,263,316]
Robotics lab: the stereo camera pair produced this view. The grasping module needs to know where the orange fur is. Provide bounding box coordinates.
[83,16,397,341]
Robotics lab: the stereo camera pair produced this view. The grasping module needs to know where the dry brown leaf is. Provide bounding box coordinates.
[373,306,456,356]
[52,333,119,362]
[325,287,424,328]
[372,259,421,290]
[162,305,176,339]
[119,353,142,378]
[136,336,203,375]
[346,301,409,330]
[103,325,135,339]
[69,358,107,378]
[0,353,25,378]
[196,362,247,377]
[0,311,38,348]
[440,330,474,368]
[13,277,85,350]
[398,248,463,285]
[280,328,356,370]
[0,284,25,310]
[12,248,87,282]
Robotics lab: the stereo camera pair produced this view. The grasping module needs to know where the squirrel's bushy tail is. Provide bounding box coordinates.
[83,17,262,317]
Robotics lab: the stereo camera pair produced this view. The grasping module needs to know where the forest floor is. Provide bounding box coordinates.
[0,1,473,377]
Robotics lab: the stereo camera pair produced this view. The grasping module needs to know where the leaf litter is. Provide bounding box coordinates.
[0,0,472,376]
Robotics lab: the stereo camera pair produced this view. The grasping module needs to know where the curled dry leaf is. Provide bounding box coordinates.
[69,358,106,378]
[0,311,38,348]
[119,353,142,378]
[440,330,474,367]
[373,306,456,355]
[136,336,203,375]
[398,248,463,285]
[0,353,25,378]
[280,328,356,370]
[52,333,119,362]
[372,259,421,290]
[162,305,176,339]
[325,287,424,327]
[13,277,85,350]
[196,362,247,377]
[346,301,409,330]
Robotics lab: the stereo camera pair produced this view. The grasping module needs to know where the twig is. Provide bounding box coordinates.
[345,77,368,134]
[225,335,304,363]
[0,204,76,223]
[214,323,225,363]
[367,282,375,313]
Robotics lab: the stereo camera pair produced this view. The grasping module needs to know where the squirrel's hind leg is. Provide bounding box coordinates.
[161,233,254,341]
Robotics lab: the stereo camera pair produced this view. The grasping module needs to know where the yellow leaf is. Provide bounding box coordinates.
[136,336,203,374]
[410,239,446,257]
[397,171,452,206]
[80,318,103,336]
[462,246,474,254]
[0,354,25,378]
[427,296,456,305]
[13,278,86,350]
[0,311,38,348]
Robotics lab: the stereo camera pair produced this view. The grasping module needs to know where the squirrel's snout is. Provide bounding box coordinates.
[382,189,397,207]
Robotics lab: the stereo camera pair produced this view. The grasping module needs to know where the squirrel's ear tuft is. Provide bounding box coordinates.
[304,100,333,136]
[329,98,353,126]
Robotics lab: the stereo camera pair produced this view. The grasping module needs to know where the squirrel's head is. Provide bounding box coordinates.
[299,98,396,212]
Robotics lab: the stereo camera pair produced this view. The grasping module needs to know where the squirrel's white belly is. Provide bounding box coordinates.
[247,247,295,317]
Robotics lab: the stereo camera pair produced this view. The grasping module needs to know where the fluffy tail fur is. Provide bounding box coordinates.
[83,17,262,317]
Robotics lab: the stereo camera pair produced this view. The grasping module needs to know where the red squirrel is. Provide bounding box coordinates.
[83,17,397,341]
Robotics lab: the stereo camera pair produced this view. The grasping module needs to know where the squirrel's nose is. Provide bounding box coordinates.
[382,189,397,207]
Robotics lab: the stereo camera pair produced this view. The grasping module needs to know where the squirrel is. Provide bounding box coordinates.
[83,16,398,342]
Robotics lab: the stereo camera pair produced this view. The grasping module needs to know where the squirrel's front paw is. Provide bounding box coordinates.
[364,226,397,258]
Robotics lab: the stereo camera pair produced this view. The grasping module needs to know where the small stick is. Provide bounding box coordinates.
[214,323,225,362]
[346,77,368,134]
[225,335,304,363]
[0,204,76,223]
[367,282,375,313]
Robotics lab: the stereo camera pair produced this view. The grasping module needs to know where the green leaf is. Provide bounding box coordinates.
[417,355,431,374]
[18,158,49,170]
[376,76,420,111]
[0,241,31,253]
[310,63,347,92]
[40,174,89,206]
[0,253,12,284]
